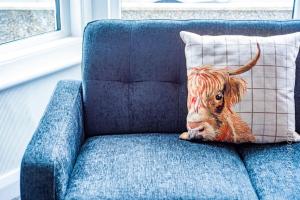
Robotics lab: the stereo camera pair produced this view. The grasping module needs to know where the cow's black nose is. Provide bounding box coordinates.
[195,134,204,140]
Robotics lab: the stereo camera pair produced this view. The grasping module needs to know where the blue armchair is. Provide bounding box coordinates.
[21,20,300,200]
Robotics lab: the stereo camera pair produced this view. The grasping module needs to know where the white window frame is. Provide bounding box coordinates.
[0,0,122,72]
[294,0,300,19]
[0,0,72,54]
[0,0,122,54]
[0,0,122,90]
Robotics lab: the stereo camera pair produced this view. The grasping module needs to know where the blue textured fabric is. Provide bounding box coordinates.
[82,19,300,136]
[65,133,257,200]
[238,143,300,200]
[21,81,85,200]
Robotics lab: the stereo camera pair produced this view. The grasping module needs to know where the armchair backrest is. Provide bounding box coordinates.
[82,19,300,136]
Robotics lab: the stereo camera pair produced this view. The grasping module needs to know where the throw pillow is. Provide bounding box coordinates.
[180,31,300,143]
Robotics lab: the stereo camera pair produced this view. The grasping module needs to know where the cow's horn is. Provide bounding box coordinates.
[228,43,261,76]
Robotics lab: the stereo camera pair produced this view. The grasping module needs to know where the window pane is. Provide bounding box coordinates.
[122,0,294,20]
[0,0,60,45]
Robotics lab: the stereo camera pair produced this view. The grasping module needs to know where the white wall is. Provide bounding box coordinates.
[0,65,80,199]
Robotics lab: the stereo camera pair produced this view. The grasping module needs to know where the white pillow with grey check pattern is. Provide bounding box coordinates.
[180,31,300,143]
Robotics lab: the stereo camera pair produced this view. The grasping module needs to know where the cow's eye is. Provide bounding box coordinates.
[215,93,223,100]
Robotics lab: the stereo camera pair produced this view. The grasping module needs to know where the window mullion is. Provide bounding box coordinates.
[293,0,300,19]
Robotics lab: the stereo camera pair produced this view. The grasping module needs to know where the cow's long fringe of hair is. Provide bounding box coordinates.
[187,65,247,109]
[187,66,227,106]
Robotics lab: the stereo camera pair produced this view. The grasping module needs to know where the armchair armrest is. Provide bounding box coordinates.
[21,80,84,200]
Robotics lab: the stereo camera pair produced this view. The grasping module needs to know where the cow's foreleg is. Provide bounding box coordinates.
[179,132,190,140]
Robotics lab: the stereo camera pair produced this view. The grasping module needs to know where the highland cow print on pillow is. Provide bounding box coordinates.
[180,31,300,143]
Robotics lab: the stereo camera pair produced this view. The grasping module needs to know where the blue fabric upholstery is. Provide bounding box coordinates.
[65,133,257,200]
[82,19,300,136]
[21,81,84,200]
[238,143,300,200]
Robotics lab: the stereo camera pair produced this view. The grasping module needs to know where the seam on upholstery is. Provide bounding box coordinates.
[234,145,260,200]
[64,91,85,199]
[128,22,133,132]
[241,160,260,199]
[280,20,283,34]
[84,79,181,84]
[56,95,78,199]
[177,40,181,133]
[50,83,81,199]
[81,19,90,76]
[53,163,56,200]
[177,75,180,132]
[62,88,82,199]
[92,19,300,24]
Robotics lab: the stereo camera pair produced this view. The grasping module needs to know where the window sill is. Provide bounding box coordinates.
[0,37,82,91]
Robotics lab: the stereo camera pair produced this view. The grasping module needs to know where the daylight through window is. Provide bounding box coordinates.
[121,0,295,20]
[0,0,60,45]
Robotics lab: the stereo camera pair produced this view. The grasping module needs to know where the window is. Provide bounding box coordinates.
[121,0,295,20]
[0,0,61,45]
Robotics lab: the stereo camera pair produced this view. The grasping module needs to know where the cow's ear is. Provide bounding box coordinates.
[226,77,247,107]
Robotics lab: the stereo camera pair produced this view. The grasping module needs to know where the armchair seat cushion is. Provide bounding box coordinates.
[238,143,300,200]
[65,133,257,200]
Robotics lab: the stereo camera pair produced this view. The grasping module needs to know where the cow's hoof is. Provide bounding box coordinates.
[179,132,190,140]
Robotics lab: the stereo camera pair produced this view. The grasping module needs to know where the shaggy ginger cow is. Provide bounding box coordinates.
[180,43,261,143]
